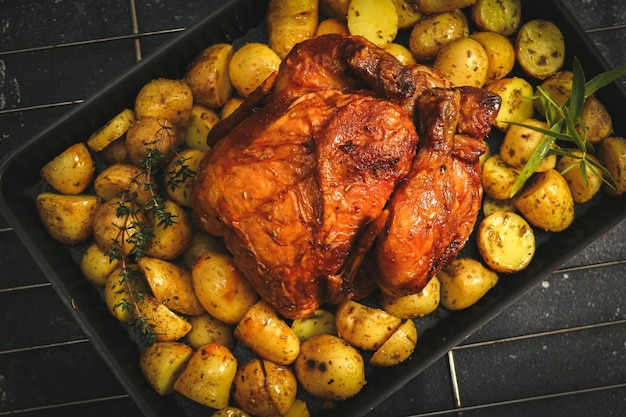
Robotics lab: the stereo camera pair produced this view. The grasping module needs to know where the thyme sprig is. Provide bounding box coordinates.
[509,58,626,197]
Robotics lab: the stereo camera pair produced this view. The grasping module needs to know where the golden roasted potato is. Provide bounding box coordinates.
[597,136,626,195]
[87,108,135,152]
[578,95,613,145]
[220,97,244,119]
[134,78,193,128]
[469,31,515,83]
[370,319,418,367]
[164,148,205,207]
[136,294,192,341]
[234,300,300,365]
[484,76,535,131]
[80,242,120,286]
[471,0,521,36]
[438,258,499,310]
[477,210,535,273]
[99,136,130,165]
[335,300,401,350]
[557,152,604,203]
[391,0,422,30]
[40,142,94,195]
[499,118,556,171]
[315,18,349,36]
[174,344,238,409]
[383,42,417,66]
[347,0,398,47]
[412,0,476,13]
[291,309,337,341]
[184,43,234,109]
[533,70,573,120]
[103,266,148,323]
[184,105,219,152]
[92,197,148,257]
[294,334,366,401]
[514,168,575,231]
[93,163,156,204]
[481,154,521,200]
[267,0,318,59]
[143,199,193,260]
[137,256,204,316]
[318,0,350,21]
[210,408,251,417]
[409,10,469,62]
[181,229,227,270]
[139,341,194,395]
[228,42,282,97]
[185,313,236,351]
[125,116,180,166]
[482,196,516,217]
[434,37,489,87]
[380,276,440,319]
[36,193,101,245]
[191,250,259,325]
[516,19,565,80]
[283,400,310,417]
[232,358,297,417]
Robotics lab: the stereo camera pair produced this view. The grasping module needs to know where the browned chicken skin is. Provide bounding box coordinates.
[191,34,500,318]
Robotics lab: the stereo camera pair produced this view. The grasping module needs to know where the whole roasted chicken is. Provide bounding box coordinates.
[191,34,500,319]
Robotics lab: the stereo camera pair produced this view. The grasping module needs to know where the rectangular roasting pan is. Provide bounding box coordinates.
[1,0,625,416]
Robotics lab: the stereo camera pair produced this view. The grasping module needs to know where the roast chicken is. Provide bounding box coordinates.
[191,34,500,319]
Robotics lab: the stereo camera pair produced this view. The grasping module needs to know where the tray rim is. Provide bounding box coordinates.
[1,0,625,416]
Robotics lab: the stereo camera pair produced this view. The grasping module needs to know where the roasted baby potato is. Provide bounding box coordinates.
[136,294,192,341]
[469,31,515,83]
[87,108,136,152]
[477,210,535,273]
[484,76,535,131]
[481,154,521,200]
[384,42,417,66]
[290,309,337,341]
[557,152,604,203]
[80,242,120,287]
[409,10,468,62]
[347,0,398,47]
[174,344,238,409]
[577,95,613,145]
[36,193,101,245]
[103,266,148,323]
[598,136,626,195]
[137,256,204,316]
[92,197,148,257]
[335,300,401,350]
[369,319,418,367]
[315,18,349,36]
[434,37,489,87]
[181,229,227,270]
[191,250,259,325]
[380,276,440,319]
[318,0,350,21]
[499,118,556,171]
[412,0,476,13]
[143,199,193,261]
[185,313,236,351]
[164,148,205,207]
[391,0,422,29]
[438,258,499,310]
[134,78,193,128]
[516,19,565,80]
[93,163,156,204]
[514,168,575,232]
[482,196,517,217]
[184,105,220,152]
[234,300,300,365]
[210,408,251,417]
[294,334,366,401]
[40,143,94,195]
[533,70,573,120]
[140,341,194,395]
[232,358,297,417]
[471,0,521,36]
[125,116,181,166]
[267,0,318,59]
[184,43,234,109]
[228,42,282,97]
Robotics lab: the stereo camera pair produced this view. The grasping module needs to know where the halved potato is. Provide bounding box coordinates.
[135,78,193,128]
[140,341,194,395]
[335,300,401,350]
[184,43,234,109]
[87,108,135,152]
[40,143,94,195]
[36,193,101,245]
[370,319,418,367]
[516,19,565,80]
[347,0,398,47]
[438,258,499,310]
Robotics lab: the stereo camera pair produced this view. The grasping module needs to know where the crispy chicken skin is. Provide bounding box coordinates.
[192,35,419,318]
[192,34,500,318]
[374,87,499,297]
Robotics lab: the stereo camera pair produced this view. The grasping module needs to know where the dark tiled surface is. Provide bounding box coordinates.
[1,1,625,416]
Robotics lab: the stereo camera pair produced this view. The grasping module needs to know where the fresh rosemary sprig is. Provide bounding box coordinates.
[508,58,626,197]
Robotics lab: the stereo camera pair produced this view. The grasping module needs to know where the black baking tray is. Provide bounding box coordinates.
[1,0,625,416]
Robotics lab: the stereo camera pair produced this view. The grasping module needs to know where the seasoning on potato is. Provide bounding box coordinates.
[471,0,521,36]
[409,10,469,62]
[347,0,398,47]
[267,0,318,59]
[434,37,489,88]
[140,341,194,395]
[516,19,566,80]
[228,42,282,97]
[438,258,499,310]
[499,118,556,172]
[335,300,401,350]
[40,143,95,195]
[36,192,101,245]
[184,43,234,109]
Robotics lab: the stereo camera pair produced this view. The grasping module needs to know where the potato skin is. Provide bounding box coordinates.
[409,10,468,62]
[94,163,157,204]
[469,31,515,83]
[471,0,521,36]
[577,95,613,145]
[514,168,575,232]
[597,136,626,195]
[36,193,101,245]
[92,197,148,257]
[143,200,193,260]
[369,319,418,367]
[134,78,193,128]
[434,37,489,87]
[294,334,366,401]
[484,77,535,131]
[335,300,401,350]
[228,43,282,97]
[80,242,120,286]
[140,341,194,395]
[515,19,565,80]
[481,154,521,200]
[267,0,318,59]
[184,43,234,109]
[499,118,556,171]
[380,276,440,319]
[185,313,236,351]
[40,143,94,195]
[557,152,604,203]
[438,258,499,310]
